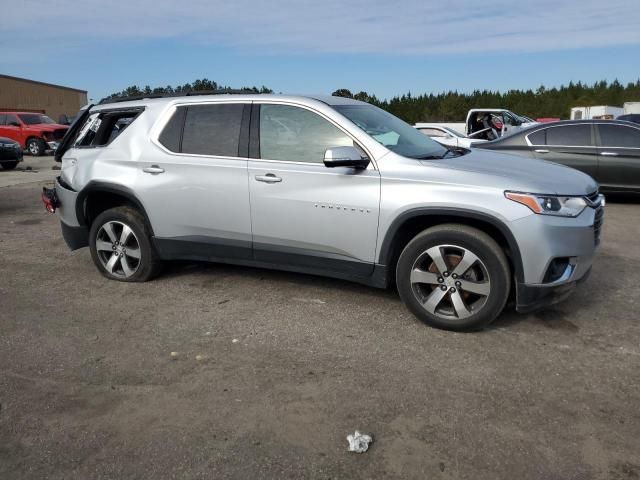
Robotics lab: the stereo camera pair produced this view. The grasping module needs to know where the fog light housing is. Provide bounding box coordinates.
[543,257,572,283]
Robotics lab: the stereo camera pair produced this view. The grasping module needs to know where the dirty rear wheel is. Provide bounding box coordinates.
[396,224,510,331]
[89,206,161,282]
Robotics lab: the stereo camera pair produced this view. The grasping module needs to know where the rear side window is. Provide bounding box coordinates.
[75,109,142,147]
[158,108,186,152]
[546,125,591,146]
[0,114,6,125]
[598,124,640,148]
[180,104,244,156]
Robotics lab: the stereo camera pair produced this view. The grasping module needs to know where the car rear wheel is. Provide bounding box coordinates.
[89,206,161,282]
[0,161,18,170]
[27,138,46,156]
[396,224,510,331]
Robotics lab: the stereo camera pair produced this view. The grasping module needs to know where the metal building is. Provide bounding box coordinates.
[0,74,88,123]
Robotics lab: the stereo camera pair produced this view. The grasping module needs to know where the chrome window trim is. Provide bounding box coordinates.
[150,99,378,169]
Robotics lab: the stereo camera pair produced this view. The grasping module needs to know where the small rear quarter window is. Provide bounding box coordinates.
[158,107,186,152]
[527,129,546,145]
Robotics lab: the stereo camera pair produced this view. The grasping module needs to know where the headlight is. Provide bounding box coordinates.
[505,192,587,217]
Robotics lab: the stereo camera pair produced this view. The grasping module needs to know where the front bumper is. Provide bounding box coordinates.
[516,267,591,313]
[511,202,602,312]
[0,145,23,162]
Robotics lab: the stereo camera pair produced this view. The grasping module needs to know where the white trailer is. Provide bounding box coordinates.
[570,105,625,120]
[624,102,640,114]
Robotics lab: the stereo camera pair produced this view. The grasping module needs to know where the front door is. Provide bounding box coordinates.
[248,103,380,276]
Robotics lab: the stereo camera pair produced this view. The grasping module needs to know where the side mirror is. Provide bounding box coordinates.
[9,121,20,127]
[323,146,370,169]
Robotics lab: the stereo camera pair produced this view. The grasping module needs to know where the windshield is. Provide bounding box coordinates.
[334,104,448,159]
[18,114,56,125]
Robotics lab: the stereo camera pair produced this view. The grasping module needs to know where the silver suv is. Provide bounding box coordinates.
[47,93,603,331]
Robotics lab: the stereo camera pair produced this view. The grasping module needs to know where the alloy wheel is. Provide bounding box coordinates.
[410,244,491,320]
[95,221,141,278]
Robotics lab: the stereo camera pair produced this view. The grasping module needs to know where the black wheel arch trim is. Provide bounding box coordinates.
[75,181,155,235]
[378,207,525,283]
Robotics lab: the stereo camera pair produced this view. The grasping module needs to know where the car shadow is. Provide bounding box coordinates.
[602,192,640,204]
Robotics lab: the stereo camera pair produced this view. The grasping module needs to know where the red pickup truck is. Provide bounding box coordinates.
[0,112,69,156]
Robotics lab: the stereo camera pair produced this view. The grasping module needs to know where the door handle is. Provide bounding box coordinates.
[255,174,282,183]
[600,151,618,157]
[143,165,165,174]
[534,149,549,153]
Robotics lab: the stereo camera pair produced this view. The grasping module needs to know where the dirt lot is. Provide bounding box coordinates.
[1,171,639,479]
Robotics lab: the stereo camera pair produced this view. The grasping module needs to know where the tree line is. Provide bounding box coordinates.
[105,79,640,122]
[105,78,272,101]
[332,80,640,122]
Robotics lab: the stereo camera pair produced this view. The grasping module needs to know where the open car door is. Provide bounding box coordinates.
[54,105,93,162]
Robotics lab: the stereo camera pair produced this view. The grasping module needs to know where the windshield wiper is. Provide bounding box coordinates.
[416,147,455,160]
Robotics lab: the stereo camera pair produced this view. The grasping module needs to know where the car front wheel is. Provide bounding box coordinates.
[396,224,511,331]
[89,206,161,282]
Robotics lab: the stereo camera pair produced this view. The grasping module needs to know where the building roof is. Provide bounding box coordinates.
[0,74,87,94]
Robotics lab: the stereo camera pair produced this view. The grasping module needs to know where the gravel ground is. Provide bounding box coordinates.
[1,179,639,480]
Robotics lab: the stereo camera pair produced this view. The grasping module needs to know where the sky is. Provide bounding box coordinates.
[2,0,640,101]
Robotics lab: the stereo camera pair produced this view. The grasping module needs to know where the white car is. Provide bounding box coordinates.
[415,124,487,149]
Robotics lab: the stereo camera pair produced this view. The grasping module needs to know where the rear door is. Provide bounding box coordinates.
[531,124,598,178]
[138,102,253,259]
[595,123,640,192]
[248,102,380,276]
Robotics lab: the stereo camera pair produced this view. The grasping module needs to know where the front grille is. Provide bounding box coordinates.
[586,190,601,207]
[52,129,67,140]
[593,206,604,246]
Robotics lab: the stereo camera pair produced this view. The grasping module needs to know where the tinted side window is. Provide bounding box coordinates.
[528,129,546,145]
[546,125,591,146]
[5,114,19,125]
[599,124,640,148]
[159,108,186,152]
[0,114,6,125]
[181,104,243,156]
[259,104,353,163]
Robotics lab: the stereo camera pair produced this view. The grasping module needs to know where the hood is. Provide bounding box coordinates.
[420,149,598,196]
[37,124,69,131]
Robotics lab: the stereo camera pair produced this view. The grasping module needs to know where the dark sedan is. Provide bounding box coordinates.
[474,120,640,193]
[0,136,23,170]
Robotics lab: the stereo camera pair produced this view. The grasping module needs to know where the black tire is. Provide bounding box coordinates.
[89,206,161,282]
[26,138,46,156]
[0,161,18,170]
[396,224,510,331]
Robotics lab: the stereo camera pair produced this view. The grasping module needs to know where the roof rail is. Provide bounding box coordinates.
[98,89,262,105]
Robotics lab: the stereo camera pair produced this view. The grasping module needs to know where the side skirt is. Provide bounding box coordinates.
[152,236,388,289]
